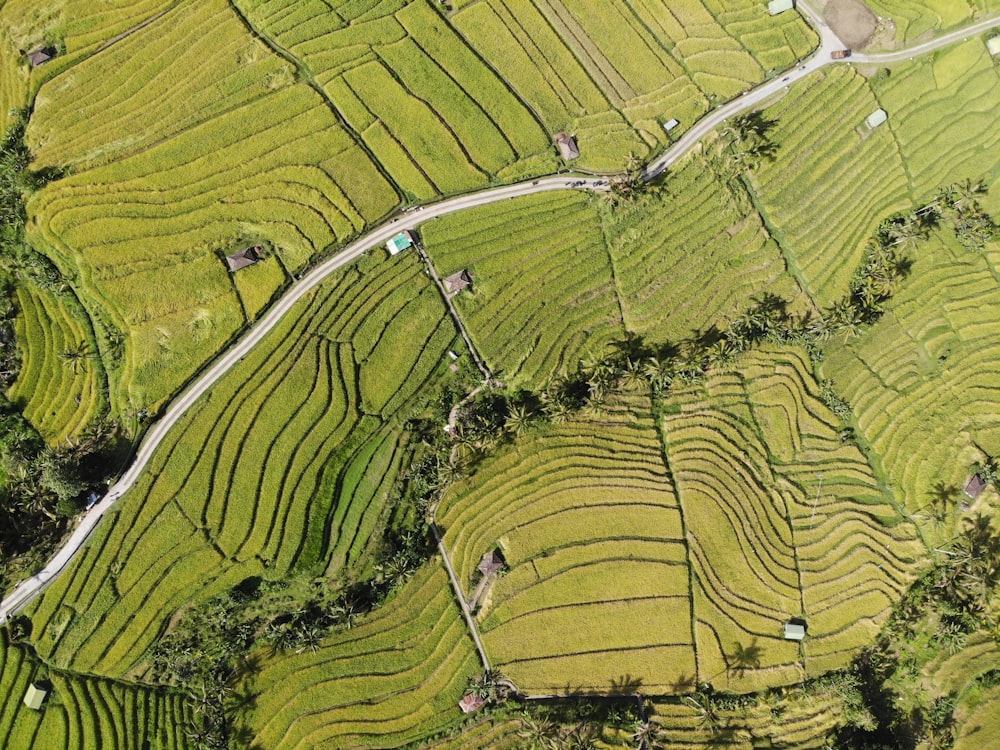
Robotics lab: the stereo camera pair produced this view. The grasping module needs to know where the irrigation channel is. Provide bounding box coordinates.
[3,11,1000,693]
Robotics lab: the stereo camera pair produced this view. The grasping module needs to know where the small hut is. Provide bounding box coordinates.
[225,245,261,272]
[386,230,416,255]
[768,0,794,15]
[443,269,473,294]
[865,108,888,130]
[965,474,987,500]
[27,47,55,67]
[23,683,47,710]
[553,132,579,161]
[458,693,486,713]
[783,620,807,641]
[477,549,505,578]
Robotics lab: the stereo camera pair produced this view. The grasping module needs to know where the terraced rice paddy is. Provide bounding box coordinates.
[438,393,694,694]
[8,285,104,444]
[235,0,556,197]
[872,38,1000,199]
[663,347,921,689]
[649,692,844,749]
[605,155,803,344]
[245,565,479,750]
[0,632,192,750]
[439,350,919,695]
[821,228,1000,524]
[453,0,816,169]
[0,0,176,131]
[25,0,398,412]
[423,191,624,387]
[864,0,1000,42]
[751,66,910,306]
[415,718,526,750]
[25,251,458,677]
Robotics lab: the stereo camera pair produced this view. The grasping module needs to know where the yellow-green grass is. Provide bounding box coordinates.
[235,0,555,196]
[751,66,910,307]
[924,630,1000,698]
[0,0,176,103]
[244,565,479,750]
[25,0,398,412]
[604,153,804,345]
[453,0,816,169]
[232,254,288,321]
[863,0,1000,43]
[415,718,527,749]
[871,38,1000,199]
[8,285,103,444]
[662,347,921,691]
[439,394,696,694]
[955,685,1000,750]
[0,632,192,750]
[26,1,295,171]
[26,252,457,677]
[821,228,1000,526]
[649,692,844,749]
[423,191,625,388]
[28,83,396,412]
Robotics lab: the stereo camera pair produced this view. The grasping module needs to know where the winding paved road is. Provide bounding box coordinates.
[2,9,999,623]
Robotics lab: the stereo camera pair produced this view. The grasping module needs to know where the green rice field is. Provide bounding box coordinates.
[821,226,1000,526]
[25,251,458,678]
[663,347,921,690]
[871,38,1000,199]
[438,393,693,694]
[24,0,399,413]
[8,285,104,444]
[244,565,479,750]
[452,0,816,169]
[604,154,804,345]
[438,348,921,695]
[0,632,192,750]
[863,0,1000,43]
[422,191,624,387]
[750,66,910,306]
[2,1,1000,746]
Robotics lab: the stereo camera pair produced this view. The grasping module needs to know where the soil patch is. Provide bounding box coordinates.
[824,0,878,48]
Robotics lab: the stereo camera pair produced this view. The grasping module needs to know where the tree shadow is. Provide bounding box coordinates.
[726,638,763,678]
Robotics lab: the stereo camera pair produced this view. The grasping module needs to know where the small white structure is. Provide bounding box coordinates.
[988,36,1000,57]
[865,108,888,129]
[23,683,47,710]
[783,621,806,641]
[663,118,679,132]
[386,230,416,255]
[768,0,794,15]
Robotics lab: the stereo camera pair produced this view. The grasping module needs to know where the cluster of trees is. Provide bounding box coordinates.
[603,154,667,208]
[832,510,1000,749]
[936,178,997,252]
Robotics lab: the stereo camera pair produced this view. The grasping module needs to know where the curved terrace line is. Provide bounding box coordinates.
[2,10,1000,623]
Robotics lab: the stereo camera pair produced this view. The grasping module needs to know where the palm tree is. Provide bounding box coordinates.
[504,403,532,437]
[59,341,94,373]
[950,178,987,211]
[682,692,723,731]
[633,719,665,750]
[887,215,926,250]
[517,715,559,750]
